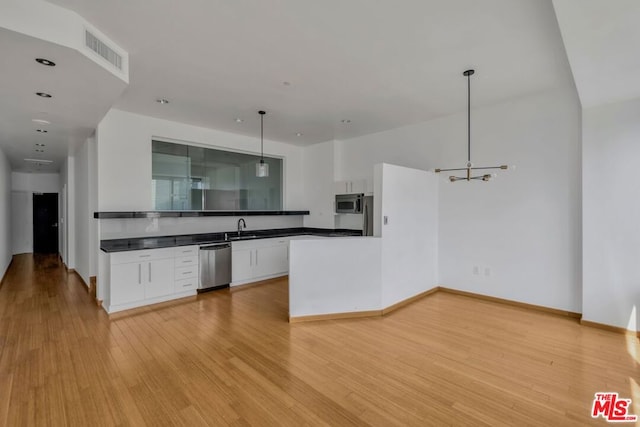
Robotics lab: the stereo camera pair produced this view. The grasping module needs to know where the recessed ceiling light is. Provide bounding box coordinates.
[36,129,48,133]
[156,98,169,104]
[235,118,243,123]
[36,92,52,98]
[32,119,51,125]
[283,81,291,86]
[296,133,303,136]
[341,119,351,124]
[35,149,44,153]
[35,143,46,147]
[24,158,53,164]
[35,58,56,67]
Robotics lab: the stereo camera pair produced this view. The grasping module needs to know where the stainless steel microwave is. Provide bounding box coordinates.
[336,193,364,214]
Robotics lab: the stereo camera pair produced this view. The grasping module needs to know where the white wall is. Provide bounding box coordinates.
[11,192,31,255]
[0,148,11,280]
[583,97,640,331]
[74,138,91,285]
[96,108,305,211]
[100,215,304,240]
[59,158,75,267]
[334,88,582,313]
[289,237,382,317]
[289,163,438,318]
[12,172,60,193]
[302,140,336,229]
[11,172,61,255]
[377,164,439,307]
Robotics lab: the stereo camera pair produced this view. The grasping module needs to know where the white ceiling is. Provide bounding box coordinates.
[552,0,640,108]
[1,0,576,173]
[0,27,127,172]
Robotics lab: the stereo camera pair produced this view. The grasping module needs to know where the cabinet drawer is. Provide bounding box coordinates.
[175,256,198,267]
[174,246,198,257]
[175,277,198,292]
[175,265,198,280]
[111,247,174,265]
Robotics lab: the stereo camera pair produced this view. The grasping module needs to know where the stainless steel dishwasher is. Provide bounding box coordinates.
[199,243,231,292]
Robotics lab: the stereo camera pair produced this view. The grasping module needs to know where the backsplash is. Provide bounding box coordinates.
[99,215,304,239]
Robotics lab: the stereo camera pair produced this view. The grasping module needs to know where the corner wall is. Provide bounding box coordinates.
[582,97,640,331]
[334,88,582,313]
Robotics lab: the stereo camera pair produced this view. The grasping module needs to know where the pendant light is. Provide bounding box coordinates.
[256,110,269,177]
[435,70,510,182]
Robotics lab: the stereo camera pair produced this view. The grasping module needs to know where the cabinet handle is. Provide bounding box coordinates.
[286,247,289,261]
[138,264,141,284]
[139,254,151,258]
[250,251,253,266]
[256,249,259,265]
[182,271,192,275]
[148,263,152,282]
[183,283,192,287]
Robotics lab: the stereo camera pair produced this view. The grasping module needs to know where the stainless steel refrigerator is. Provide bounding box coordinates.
[362,195,374,236]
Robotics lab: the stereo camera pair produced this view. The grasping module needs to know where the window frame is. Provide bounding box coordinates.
[151,136,287,211]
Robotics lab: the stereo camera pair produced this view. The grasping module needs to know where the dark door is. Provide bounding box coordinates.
[33,193,59,254]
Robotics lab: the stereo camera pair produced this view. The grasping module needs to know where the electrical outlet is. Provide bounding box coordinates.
[484,267,491,277]
[473,266,479,275]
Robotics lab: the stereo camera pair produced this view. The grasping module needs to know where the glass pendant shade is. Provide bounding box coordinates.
[256,160,269,177]
[256,110,269,177]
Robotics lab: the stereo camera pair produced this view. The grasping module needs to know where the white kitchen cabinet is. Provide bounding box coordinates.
[231,248,254,283]
[110,262,145,306]
[231,238,290,286]
[106,246,198,313]
[253,245,288,278]
[335,179,366,195]
[145,259,175,299]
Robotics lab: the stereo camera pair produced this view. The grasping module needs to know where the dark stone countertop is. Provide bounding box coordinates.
[94,210,310,219]
[100,228,362,252]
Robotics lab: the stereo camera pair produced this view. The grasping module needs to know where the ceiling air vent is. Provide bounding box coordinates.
[85,30,122,71]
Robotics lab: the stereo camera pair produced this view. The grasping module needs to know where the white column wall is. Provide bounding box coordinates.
[0,148,11,280]
[302,140,336,229]
[582,97,640,331]
[73,138,92,286]
[377,164,439,308]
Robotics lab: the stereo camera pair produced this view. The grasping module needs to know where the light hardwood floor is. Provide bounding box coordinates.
[0,254,638,426]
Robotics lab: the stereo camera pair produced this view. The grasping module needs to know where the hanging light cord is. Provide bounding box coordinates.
[467,70,471,164]
[434,69,509,181]
[259,110,265,164]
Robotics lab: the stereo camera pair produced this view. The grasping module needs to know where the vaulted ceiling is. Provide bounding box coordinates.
[2,0,615,173]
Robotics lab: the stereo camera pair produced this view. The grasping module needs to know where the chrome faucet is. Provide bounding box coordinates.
[237,218,246,236]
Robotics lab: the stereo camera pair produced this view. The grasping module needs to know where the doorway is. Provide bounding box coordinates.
[33,193,59,254]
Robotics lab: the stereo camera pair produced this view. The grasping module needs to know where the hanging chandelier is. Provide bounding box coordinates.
[435,69,510,182]
[256,110,269,177]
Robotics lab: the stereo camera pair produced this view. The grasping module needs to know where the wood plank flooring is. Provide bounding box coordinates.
[1,254,638,426]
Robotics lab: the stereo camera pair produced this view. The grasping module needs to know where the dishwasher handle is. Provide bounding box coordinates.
[200,243,231,250]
